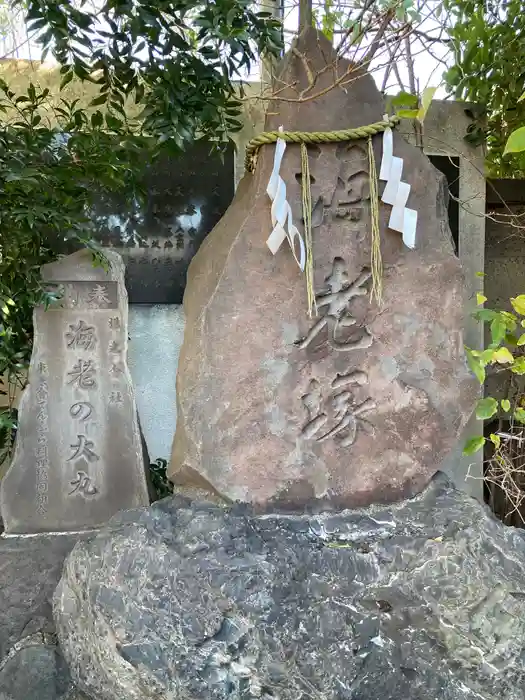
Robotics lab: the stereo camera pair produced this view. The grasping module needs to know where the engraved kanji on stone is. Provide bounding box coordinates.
[87,284,111,308]
[66,320,96,350]
[331,146,370,214]
[35,383,49,403]
[69,401,93,421]
[109,363,123,376]
[67,435,99,463]
[296,259,373,352]
[69,470,98,497]
[301,370,375,447]
[1,248,152,534]
[36,493,48,513]
[108,340,122,355]
[36,408,48,425]
[67,359,96,389]
[109,390,124,406]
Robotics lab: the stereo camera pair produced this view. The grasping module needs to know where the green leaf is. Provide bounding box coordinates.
[90,111,103,129]
[490,433,501,448]
[519,90,525,102]
[475,271,486,277]
[518,333,525,346]
[475,397,498,419]
[463,436,486,455]
[480,349,495,364]
[511,357,525,374]
[501,399,511,412]
[473,308,499,322]
[501,311,518,331]
[466,348,486,384]
[90,94,108,107]
[417,86,437,123]
[504,127,525,156]
[391,91,418,108]
[515,407,525,423]
[105,114,123,130]
[60,71,74,90]
[397,109,419,119]
[476,293,487,305]
[511,295,525,315]
[135,82,145,105]
[490,316,507,344]
[492,347,515,364]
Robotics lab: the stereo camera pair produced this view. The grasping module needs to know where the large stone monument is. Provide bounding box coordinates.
[0,250,150,535]
[169,29,478,506]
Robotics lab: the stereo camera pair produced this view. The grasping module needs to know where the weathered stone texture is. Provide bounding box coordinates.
[169,30,477,506]
[0,534,86,700]
[54,474,525,700]
[0,249,149,534]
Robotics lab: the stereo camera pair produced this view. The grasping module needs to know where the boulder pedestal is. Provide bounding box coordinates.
[0,534,86,700]
[54,474,525,700]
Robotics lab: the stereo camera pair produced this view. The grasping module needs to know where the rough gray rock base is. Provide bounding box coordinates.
[0,534,87,700]
[54,473,525,700]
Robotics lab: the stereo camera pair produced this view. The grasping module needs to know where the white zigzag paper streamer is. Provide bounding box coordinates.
[379,117,417,249]
[266,127,306,271]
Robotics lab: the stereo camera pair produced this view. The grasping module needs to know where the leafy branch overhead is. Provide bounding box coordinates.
[18,0,283,146]
[0,79,145,387]
[464,294,525,455]
[0,0,284,459]
[444,0,525,175]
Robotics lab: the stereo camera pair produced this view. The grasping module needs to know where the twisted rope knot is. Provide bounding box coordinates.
[251,115,400,311]
[244,116,400,173]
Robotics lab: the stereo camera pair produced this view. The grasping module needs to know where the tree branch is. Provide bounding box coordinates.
[335,0,377,54]
[412,28,451,44]
[381,35,404,92]
[359,8,395,67]
[404,29,417,94]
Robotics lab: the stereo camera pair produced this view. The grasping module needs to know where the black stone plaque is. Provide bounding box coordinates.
[89,141,235,304]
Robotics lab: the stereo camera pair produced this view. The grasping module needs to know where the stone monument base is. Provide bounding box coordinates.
[54,473,525,700]
[0,533,87,700]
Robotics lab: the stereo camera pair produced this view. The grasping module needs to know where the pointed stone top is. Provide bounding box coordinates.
[42,249,123,284]
[288,25,337,75]
[266,28,384,133]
